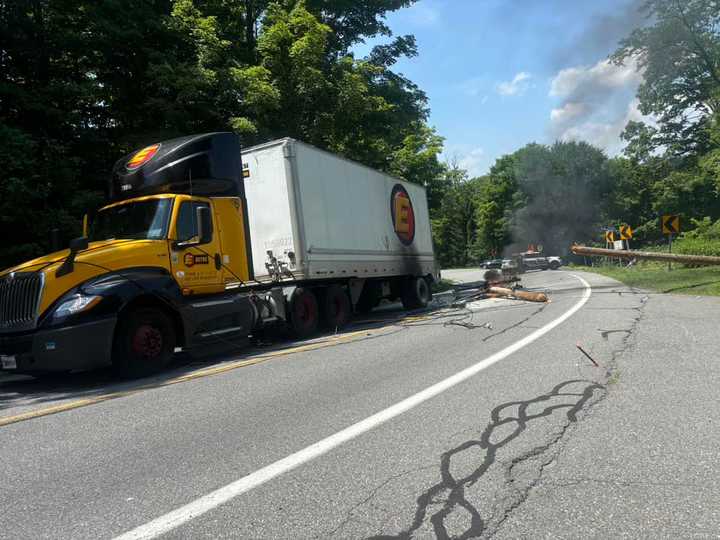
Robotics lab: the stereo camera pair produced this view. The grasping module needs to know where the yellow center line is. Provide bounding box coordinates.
[0,313,431,428]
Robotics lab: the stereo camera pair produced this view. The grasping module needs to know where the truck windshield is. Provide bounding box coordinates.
[89,199,172,241]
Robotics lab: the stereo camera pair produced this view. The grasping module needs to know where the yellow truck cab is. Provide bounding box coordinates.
[0,133,438,377]
[0,133,259,376]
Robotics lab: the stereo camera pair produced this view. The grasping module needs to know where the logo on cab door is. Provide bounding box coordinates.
[183,253,209,267]
[390,184,415,246]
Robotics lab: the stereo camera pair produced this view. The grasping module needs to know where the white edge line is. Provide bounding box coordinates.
[115,274,592,540]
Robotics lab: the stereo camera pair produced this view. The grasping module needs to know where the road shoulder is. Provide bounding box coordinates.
[495,272,720,538]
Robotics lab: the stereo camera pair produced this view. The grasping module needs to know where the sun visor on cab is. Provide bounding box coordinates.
[110,132,244,202]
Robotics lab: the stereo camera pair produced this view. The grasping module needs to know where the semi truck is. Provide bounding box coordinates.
[0,133,438,377]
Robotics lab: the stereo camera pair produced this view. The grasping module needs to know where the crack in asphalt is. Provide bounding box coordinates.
[322,465,437,539]
[598,328,632,340]
[541,477,717,490]
[480,304,548,343]
[328,285,649,540]
[359,380,605,540]
[487,287,649,538]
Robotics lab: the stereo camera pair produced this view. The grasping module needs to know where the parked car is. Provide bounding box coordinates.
[504,251,563,273]
[481,259,503,269]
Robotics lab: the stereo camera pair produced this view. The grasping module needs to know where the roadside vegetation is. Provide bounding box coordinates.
[573,223,720,296]
[576,262,720,296]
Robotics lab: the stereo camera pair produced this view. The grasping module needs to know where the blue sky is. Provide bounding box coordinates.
[355,0,651,176]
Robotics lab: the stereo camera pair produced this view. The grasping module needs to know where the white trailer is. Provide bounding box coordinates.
[241,138,438,333]
[242,138,437,281]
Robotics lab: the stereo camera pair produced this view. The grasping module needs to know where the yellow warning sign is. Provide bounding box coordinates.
[662,215,680,235]
[619,225,633,240]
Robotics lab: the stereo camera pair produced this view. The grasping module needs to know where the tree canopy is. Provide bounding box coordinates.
[0,0,446,268]
[3,0,720,270]
[612,0,720,157]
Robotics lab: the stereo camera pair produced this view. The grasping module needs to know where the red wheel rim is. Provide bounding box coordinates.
[132,324,163,359]
[294,294,317,330]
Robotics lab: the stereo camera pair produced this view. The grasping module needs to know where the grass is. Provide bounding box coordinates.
[571,261,720,296]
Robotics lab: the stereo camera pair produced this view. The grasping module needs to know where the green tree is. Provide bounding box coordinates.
[472,156,519,259]
[612,0,720,156]
[432,166,481,268]
[603,157,663,243]
[0,0,440,269]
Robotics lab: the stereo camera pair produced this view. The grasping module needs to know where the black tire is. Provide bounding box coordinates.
[321,285,352,330]
[355,281,381,314]
[549,261,560,270]
[113,307,176,377]
[401,276,432,310]
[289,288,319,338]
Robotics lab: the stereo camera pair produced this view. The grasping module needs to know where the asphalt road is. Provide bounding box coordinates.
[1,269,718,539]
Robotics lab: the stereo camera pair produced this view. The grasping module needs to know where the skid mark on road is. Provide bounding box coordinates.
[113,275,592,540]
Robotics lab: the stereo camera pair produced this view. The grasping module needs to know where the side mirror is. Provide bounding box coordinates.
[55,236,89,278]
[82,214,89,237]
[196,206,212,244]
[69,236,89,252]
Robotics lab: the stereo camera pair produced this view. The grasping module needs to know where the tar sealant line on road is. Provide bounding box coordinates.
[113,274,592,540]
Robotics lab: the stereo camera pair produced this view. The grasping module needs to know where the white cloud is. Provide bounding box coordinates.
[549,58,641,98]
[550,102,588,123]
[458,147,487,177]
[548,56,651,155]
[496,72,532,96]
[555,98,654,155]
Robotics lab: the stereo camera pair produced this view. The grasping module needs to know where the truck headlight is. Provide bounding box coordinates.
[52,294,102,320]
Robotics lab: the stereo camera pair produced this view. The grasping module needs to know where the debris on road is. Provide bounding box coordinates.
[488,286,548,303]
[445,271,550,308]
[576,342,601,367]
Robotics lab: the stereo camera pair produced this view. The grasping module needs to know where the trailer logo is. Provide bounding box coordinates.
[391,184,415,245]
[183,253,209,267]
[126,143,160,170]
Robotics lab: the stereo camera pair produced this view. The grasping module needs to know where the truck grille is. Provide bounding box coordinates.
[0,272,44,330]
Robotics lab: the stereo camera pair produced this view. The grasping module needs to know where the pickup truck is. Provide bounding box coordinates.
[502,251,562,273]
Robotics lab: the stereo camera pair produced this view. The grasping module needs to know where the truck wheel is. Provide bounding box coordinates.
[401,276,431,310]
[321,285,352,330]
[289,288,319,338]
[113,307,176,377]
[355,281,381,314]
[549,261,560,270]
